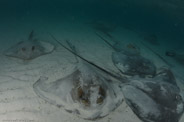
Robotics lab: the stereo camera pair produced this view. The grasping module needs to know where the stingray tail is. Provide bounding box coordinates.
[28,30,35,41]
[65,40,79,63]
[65,40,78,54]
[95,32,115,51]
[50,33,127,83]
[101,31,114,40]
[140,41,173,67]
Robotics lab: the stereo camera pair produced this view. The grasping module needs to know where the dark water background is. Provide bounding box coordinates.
[0,0,183,49]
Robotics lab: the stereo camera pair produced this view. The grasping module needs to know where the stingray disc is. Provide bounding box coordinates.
[122,68,184,122]
[113,43,141,55]
[33,64,123,120]
[112,51,156,77]
[4,40,54,60]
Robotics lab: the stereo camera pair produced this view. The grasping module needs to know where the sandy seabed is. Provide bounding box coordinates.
[0,19,184,122]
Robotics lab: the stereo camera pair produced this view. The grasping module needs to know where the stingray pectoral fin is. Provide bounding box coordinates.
[112,52,130,74]
[4,50,15,56]
[122,85,161,122]
[33,75,75,108]
[33,76,60,106]
[3,41,24,57]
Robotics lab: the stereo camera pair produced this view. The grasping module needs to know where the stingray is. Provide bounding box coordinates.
[165,50,184,66]
[4,31,55,60]
[174,54,184,65]
[143,34,159,46]
[33,35,125,120]
[122,68,184,122]
[89,20,117,39]
[96,33,156,78]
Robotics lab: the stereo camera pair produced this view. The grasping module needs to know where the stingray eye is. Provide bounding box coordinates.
[21,47,26,52]
[127,44,136,49]
[32,46,35,51]
[78,87,84,99]
[175,94,182,101]
[96,86,106,104]
[77,87,90,106]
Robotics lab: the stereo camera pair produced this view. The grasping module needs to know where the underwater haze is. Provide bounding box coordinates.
[0,0,184,46]
[0,0,184,122]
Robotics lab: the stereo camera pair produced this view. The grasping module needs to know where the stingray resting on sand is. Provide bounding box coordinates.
[33,35,125,120]
[143,34,159,46]
[166,50,184,66]
[96,33,156,78]
[4,31,54,60]
[122,68,184,122]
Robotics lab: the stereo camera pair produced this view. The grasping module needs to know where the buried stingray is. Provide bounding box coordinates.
[4,31,54,60]
[121,68,184,122]
[143,34,159,46]
[89,20,117,39]
[96,33,156,78]
[165,50,184,66]
[33,35,125,120]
